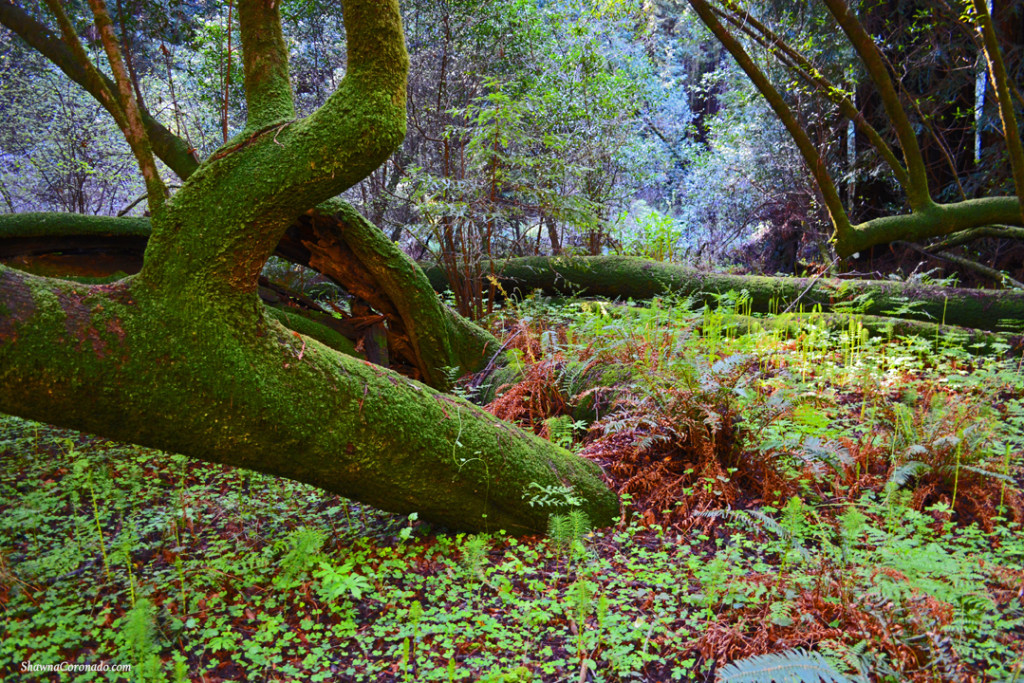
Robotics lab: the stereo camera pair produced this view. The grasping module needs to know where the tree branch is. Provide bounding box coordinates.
[86,0,167,212]
[238,0,295,132]
[820,0,933,210]
[972,0,1024,225]
[894,240,1024,289]
[842,196,1023,255]
[41,0,126,129]
[139,0,409,296]
[927,225,1024,252]
[714,1,910,189]
[685,0,852,242]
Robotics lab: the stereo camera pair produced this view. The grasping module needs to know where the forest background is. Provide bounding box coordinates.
[1,0,1024,681]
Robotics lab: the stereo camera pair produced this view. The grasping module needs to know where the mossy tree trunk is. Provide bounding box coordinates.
[0,205,501,387]
[0,0,618,533]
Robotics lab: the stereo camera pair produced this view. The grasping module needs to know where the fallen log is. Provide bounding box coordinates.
[423,255,1024,333]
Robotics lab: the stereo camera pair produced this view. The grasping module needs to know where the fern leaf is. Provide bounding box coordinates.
[886,461,930,489]
[954,465,1018,486]
[716,648,860,683]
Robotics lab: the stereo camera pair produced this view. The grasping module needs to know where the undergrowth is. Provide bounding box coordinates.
[1,292,1022,681]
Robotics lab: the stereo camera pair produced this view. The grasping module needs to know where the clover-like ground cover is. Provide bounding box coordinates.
[2,294,1022,682]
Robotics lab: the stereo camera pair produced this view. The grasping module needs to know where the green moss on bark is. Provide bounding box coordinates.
[0,265,618,533]
[263,305,360,358]
[0,0,619,535]
[0,213,151,240]
[320,200,499,386]
[425,255,1024,333]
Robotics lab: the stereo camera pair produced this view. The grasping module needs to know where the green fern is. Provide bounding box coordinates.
[275,527,326,581]
[886,460,930,491]
[716,648,860,683]
[548,509,591,570]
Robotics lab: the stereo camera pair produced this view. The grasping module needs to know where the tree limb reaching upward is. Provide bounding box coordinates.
[0,0,199,180]
[84,0,168,210]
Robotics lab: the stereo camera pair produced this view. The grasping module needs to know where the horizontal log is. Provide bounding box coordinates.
[423,255,1024,333]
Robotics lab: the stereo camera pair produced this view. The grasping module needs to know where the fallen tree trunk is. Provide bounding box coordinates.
[0,266,618,534]
[0,0,619,537]
[282,202,500,388]
[423,255,1024,333]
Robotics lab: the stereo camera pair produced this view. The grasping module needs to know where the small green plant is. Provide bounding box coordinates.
[524,482,582,509]
[119,599,163,682]
[313,559,373,603]
[460,533,491,582]
[275,527,326,583]
[543,415,586,450]
[548,509,591,572]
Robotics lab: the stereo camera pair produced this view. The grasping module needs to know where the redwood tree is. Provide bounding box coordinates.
[0,0,618,534]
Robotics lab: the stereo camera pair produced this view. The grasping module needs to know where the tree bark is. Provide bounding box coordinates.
[423,255,1024,333]
[6,218,1023,336]
[0,208,500,387]
[0,268,617,534]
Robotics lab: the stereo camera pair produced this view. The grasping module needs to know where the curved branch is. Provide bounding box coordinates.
[820,0,933,210]
[927,225,1024,252]
[86,0,167,211]
[139,0,409,296]
[841,196,1024,256]
[685,0,852,240]
[973,0,1024,225]
[714,1,910,188]
[40,0,124,122]
[322,200,499,387]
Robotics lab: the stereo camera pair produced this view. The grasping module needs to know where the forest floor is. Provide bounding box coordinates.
[2,292,1023,682]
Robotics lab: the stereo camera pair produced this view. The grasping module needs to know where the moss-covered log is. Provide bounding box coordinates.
[423,255,1024,333]
[0,268,617,533]
[280,202,500,387]
[0,207,500,387]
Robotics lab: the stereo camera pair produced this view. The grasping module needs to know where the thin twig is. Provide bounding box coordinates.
[117,185,180,216]
[782,256,841,314]
[469,329,522,392]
